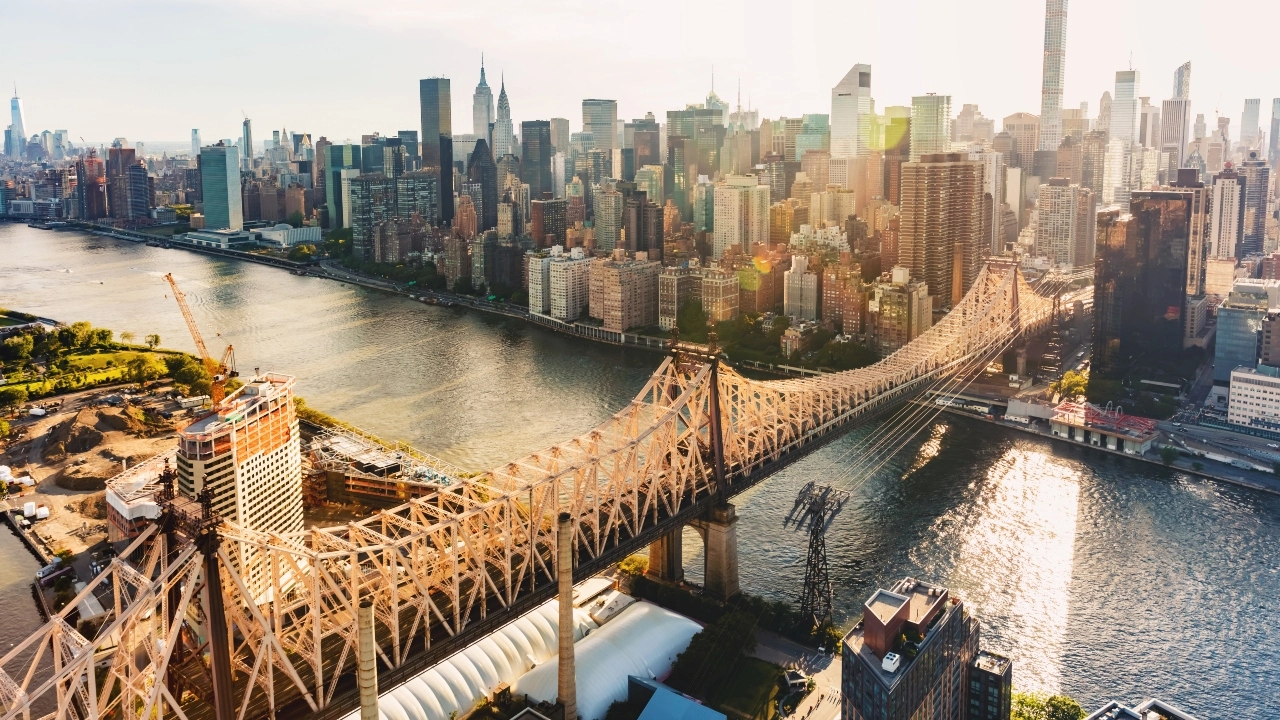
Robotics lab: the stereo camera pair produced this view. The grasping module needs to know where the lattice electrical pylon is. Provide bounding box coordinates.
[794,482,849,630]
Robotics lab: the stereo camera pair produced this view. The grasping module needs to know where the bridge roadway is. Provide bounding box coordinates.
[0,263,1054,720]
[294,359,957,720]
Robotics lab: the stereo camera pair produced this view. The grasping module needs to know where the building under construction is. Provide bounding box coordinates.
[307,426,465,508]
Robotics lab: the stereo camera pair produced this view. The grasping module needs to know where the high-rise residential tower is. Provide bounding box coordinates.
[199,143,244,231]
[899,152,985,307]
[583,99,618,154]
[420,77,454,225]
[241,118,254,171]
[909,94,952,162]
[712,174,770,258]
[473,56,494,146]
[1239,152,1271,256]
[1037,0,1068,153]
[831,64,872,159]
[190,129,201,159]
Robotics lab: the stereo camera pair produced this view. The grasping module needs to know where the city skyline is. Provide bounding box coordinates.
[3,0,1277,145]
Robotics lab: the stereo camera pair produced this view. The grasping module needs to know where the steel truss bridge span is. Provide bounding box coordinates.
[0,263,1052,720]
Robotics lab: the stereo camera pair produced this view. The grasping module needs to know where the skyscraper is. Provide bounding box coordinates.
[1208,166,1244,259]
[9,86,26,159]
[492,77,515,158]
[420,77,453,225]
[1239,152,1271,256]
[583,99,618,155]
[831,64,872,159]
[1037,0,1068,153]
[468,139,498,231]
[1269,99,1280,170]
[190,129,201,159]
[1240,99,1261,150]
[1111,71,1141,146]
[909,95,951,162]
[1002,113,1040,170]
[199,143,244,231]
[899,153,984,307]
[1160,62,1192,179]
[520,121,553,199]
[472,56,493,145]
[241,118,254,171]
[550,118,570,156]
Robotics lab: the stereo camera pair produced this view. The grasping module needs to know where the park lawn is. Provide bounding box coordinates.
[708,656,782,720]
[0,314,27,327]
[7,369,126,396]
[65,349,167,371]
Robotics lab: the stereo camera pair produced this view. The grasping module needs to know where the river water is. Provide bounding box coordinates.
[3,224,1278,717]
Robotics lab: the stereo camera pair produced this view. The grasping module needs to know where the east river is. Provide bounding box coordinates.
[3,223,1279,717]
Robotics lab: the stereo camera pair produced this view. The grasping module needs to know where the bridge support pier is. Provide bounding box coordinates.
[646,528,684,583]
[691,503,740,600]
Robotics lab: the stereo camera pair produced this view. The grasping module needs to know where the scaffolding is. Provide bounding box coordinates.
[308,426,465,507]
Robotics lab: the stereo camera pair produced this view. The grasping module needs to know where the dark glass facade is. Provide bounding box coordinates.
[520,120,553,200]
[966,652,1012,720]
[419,78,453,226]
[1092,192,1196,379]
[467,139,499,231]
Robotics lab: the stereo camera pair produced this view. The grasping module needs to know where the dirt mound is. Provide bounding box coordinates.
[69,492,109,520]
[43,410,105,460]
[54,464,112,491]
[96,407,148,433]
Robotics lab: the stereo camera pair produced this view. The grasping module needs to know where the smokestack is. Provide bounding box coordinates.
[557,512,578,720]
[358,599,379,720]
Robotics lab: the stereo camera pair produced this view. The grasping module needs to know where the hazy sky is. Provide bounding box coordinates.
[4,0,1278,148]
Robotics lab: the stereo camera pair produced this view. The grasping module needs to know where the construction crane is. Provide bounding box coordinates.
[163,273,237,403]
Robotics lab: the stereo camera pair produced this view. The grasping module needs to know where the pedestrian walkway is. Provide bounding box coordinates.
[751,630,841,719]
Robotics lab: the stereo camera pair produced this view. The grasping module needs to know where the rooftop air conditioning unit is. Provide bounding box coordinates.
[882,652,901,673]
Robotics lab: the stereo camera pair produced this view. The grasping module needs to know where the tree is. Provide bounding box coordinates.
[1050,370,1089,398]
[89,328,113,346]
[1,334,34,362]
[287,211,305,228]
[125,356,165,384]
[0,419,10,438]
[0,387,29,410]
[1160,446,1178,465]
[677,300,708,341]
[164,355,212,396]
[67,321,93,348]
[144,334,161,349]
[668,611,759,698]
[120,331,136,344]
[452,277,474,295]
[1012,692,1085,720]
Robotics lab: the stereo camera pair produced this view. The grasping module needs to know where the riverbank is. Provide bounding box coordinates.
[56,223,821,378]
[938,405,1280,497]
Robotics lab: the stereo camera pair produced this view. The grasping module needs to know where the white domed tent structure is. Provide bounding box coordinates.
[512,602,701,720]
[342,597,597,720]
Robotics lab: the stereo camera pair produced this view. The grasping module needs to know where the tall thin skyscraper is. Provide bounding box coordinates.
[10,86,26,158]
[1111,71,1140,146]
[492,78,515,158]
[191,129,201,159]
[420,77,454,225]
[1240,99,1261,149]
[1269,99,1280,170]
[472,56,493,146]
[583,99,618,154]
[831,63,873,159]
[1160,62,1191,178]
[241,118,254,170]
[1037,0,1068,153]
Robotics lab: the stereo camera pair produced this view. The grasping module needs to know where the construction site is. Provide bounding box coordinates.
[304,425,466,508]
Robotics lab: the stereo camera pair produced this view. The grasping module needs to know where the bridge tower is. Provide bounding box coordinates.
[646,331,741,599]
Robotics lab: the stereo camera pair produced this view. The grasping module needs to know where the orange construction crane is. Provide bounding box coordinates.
[163,273,237,403]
